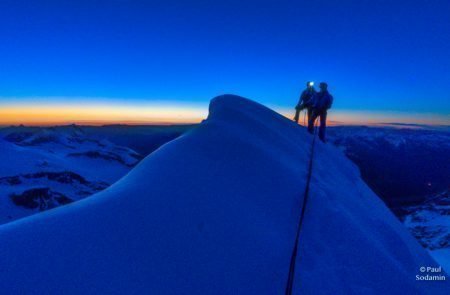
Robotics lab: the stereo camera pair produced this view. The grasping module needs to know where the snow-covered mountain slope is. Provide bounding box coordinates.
[0,126,142,224]
[0,95,447,294]
[402,190,450,270]
[327,126,450,271]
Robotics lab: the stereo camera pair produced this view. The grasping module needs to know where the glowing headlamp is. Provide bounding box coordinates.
[308,81,314,87]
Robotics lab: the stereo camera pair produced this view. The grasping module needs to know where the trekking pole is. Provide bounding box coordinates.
[285,118,318,295]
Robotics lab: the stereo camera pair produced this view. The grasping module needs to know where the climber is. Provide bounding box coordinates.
[294,81,316,125]
[308,82,333,142]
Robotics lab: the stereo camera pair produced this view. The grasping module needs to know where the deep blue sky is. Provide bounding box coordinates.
[0,0,449,122]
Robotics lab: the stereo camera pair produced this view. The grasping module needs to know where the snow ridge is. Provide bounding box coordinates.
[0,95,447,294]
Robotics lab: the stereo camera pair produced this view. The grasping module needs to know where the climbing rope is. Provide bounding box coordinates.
[285,118,318,295]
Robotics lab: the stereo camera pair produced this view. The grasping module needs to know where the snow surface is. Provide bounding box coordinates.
[0,126,141,224]
[430,249,450,273]
[403,190,450,270]
[0,95,447,294]
[403,191,450,249]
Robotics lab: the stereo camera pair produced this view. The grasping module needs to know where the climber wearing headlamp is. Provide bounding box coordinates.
[294,81,316,125]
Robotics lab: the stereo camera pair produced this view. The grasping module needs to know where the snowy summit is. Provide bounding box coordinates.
[0,95,447,294]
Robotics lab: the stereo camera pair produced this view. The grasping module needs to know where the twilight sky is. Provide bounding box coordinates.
[0,0,449,125]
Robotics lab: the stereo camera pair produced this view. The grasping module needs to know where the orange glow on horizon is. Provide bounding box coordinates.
[0,104,448,127]
[0,105,208,126]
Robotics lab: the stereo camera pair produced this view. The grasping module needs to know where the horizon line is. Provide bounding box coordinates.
[0,102,448,127]
[1,120,449,129]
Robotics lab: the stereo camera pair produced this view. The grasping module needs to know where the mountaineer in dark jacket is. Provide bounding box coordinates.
[308,82,333,142]
[294,81,316,124]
